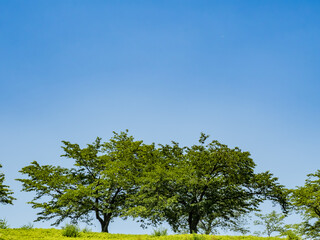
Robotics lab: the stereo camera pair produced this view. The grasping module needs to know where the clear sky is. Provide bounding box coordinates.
[0,0,319,235]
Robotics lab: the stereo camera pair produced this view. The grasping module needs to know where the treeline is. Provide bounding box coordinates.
[0,131,319,239]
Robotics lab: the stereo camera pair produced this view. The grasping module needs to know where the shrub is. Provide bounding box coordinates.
[82,226,92,233]
[284,230,301,240]
[0,219,9,229]
[192,233,206,240]
[62,224,81,237]
[20,222,34,229]
[151,227,168,236]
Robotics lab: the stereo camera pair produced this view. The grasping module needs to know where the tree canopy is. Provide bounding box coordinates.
[17,131,289,234]
[0,164,15,205]
[130,133,289,233]
[17,131,156,233]
[290,170,320,239]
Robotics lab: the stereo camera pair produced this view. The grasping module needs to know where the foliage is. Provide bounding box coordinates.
[253,210,286,237]
[281,230,301,240]
[290,170,320,239]
[20,222,34,229]
[151,227,168,236]
[16,131,289,235]
[62,224,81,237]
[0,164,15,205]
[81,226,92,233]
[279,224,303,240]
[198,211,250,235]
[134,133,289,234]
[192,233,205,240]
[0,219,9,229]
[17,131,156,233]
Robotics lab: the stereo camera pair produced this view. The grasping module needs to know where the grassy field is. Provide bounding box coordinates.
[0,229,283,240]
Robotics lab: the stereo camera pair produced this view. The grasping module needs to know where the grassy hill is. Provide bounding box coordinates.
[0,229,283,240]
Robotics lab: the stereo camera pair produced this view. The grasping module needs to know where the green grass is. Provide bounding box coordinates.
[0,228,284,240]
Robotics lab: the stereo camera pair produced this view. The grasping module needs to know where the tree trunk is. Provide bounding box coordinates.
[188,211,201,234]
[100,221,109,233]
[100,213,112,233]
[95,207,112,233]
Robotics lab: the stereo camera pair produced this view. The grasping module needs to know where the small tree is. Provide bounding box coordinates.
[0,164,15,205]
[290,170,320,239]
[0,219,9,229]
[280,224,302,240]
[198,211,250,235]
[253,210,286,237]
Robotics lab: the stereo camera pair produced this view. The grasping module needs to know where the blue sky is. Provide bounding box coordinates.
[0,0,319,235]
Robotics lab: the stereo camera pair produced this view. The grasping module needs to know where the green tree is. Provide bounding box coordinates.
[253,210,286,237]
[0,164,15,205]
[17,131,155,233]
[135,133,289,234]
[290,170,320,239]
